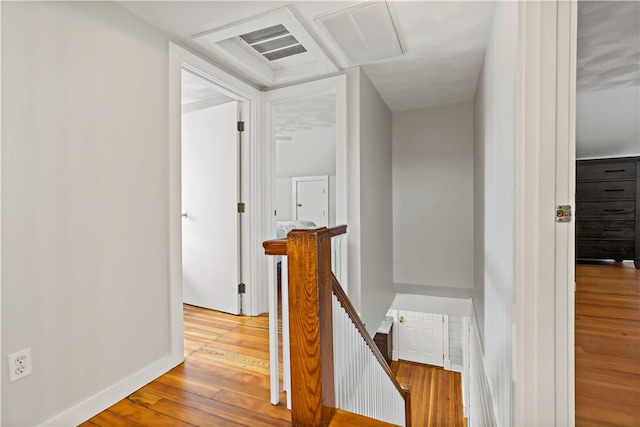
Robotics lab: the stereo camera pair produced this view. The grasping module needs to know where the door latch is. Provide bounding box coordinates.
[399,316,405,323]
[556,205,572,223]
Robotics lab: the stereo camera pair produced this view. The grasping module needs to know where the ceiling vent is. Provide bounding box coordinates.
[239,24,307,61]
[193,8,338,87]
[315,1,403,67]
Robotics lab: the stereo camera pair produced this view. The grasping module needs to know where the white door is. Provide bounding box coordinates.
[181,100,240,314]
[398,311,445,367]
[292,176,329,227]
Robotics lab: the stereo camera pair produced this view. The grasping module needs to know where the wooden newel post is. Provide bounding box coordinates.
[286,228,335,427]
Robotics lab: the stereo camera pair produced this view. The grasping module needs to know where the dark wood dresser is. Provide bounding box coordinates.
[576,156,639,269]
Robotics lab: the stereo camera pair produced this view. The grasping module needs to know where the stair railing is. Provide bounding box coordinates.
[263,226,411,427]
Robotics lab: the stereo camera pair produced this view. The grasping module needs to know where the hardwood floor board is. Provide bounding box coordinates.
[575,318,640,338]
[575,365,640,388]
[576,333,640,359]
[212,389,292,423]
[109,398,194,427]
[216,329,270,344]
[575,377,640,407]
[171,360,273,399]
[204,340,271,360]
[576,346,640,375]
[86,409,147,427]
[330,409,399,427]
[127,389,164,408]
[576,395,640,427]
[194,347,271,375]
[153,371,222,399]
[188,349,271,375]
[149,397,248,427]
[145,382,292,427]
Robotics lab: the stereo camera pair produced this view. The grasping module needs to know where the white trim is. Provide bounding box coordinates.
[169,43,263,367]
[0,2,3,421]
[443,314,450,369]
[555,1,577,424]
[42,356,176,426]
[514,2,576,425]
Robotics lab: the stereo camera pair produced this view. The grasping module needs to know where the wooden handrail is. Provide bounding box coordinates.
[263,225,347,256]
[262,224,411,427]
[331,274,412,427]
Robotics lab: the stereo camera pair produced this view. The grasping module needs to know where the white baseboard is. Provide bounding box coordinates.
[444,359,452,370]
[392,350,399,361]
[42,355,179,426]
[451,363,464,373]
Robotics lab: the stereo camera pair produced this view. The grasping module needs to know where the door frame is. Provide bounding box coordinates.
[514,1,576,425]
[168,43,262,366]
[291,175,329,226]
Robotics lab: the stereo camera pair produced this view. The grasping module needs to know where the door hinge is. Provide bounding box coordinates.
[237,202,245,213]
[238,283,246,294]
[556,205,572,223]
[237,121,245,132]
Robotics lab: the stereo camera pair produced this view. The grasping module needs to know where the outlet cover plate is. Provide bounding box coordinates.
[8,348,32,382]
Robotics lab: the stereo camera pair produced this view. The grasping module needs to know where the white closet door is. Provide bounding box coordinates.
[398,310,445,367]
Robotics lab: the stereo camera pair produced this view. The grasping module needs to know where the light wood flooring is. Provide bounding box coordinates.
[81,304,464,427]
[575,261,640,427]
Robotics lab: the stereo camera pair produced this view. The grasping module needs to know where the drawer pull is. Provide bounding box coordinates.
[604,169,626,173]
[604,228,624,232]
[604,189,625,192]
[604,208,625,212]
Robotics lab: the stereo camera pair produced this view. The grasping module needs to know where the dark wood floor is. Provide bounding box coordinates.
[575,261,640,427]
[81,304,464,426]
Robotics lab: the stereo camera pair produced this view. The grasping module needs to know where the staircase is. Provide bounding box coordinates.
[264,226,411,427]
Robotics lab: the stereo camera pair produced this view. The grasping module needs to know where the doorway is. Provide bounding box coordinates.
[168,43,261,366]
[181,69,240,315]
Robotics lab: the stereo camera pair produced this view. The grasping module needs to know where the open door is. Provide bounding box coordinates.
[181,91,241,315]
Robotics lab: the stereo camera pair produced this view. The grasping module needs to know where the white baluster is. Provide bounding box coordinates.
[268,257,279,405]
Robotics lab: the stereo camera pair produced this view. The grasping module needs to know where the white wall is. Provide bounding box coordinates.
[276,127,336,178]
[2,2,172,425]
[576,86,640,158]
[358,69,395,335]
[392,102,474,290]
[473,2,518,426]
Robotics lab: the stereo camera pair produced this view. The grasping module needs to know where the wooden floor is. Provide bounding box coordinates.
[575,261,640,427]
[81,304,464,427]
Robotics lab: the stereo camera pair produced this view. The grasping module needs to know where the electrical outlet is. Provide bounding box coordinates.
[8,348,32,382]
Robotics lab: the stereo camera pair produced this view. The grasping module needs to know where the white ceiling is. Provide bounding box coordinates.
[119,1,495,112]
[577,0,640,93]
